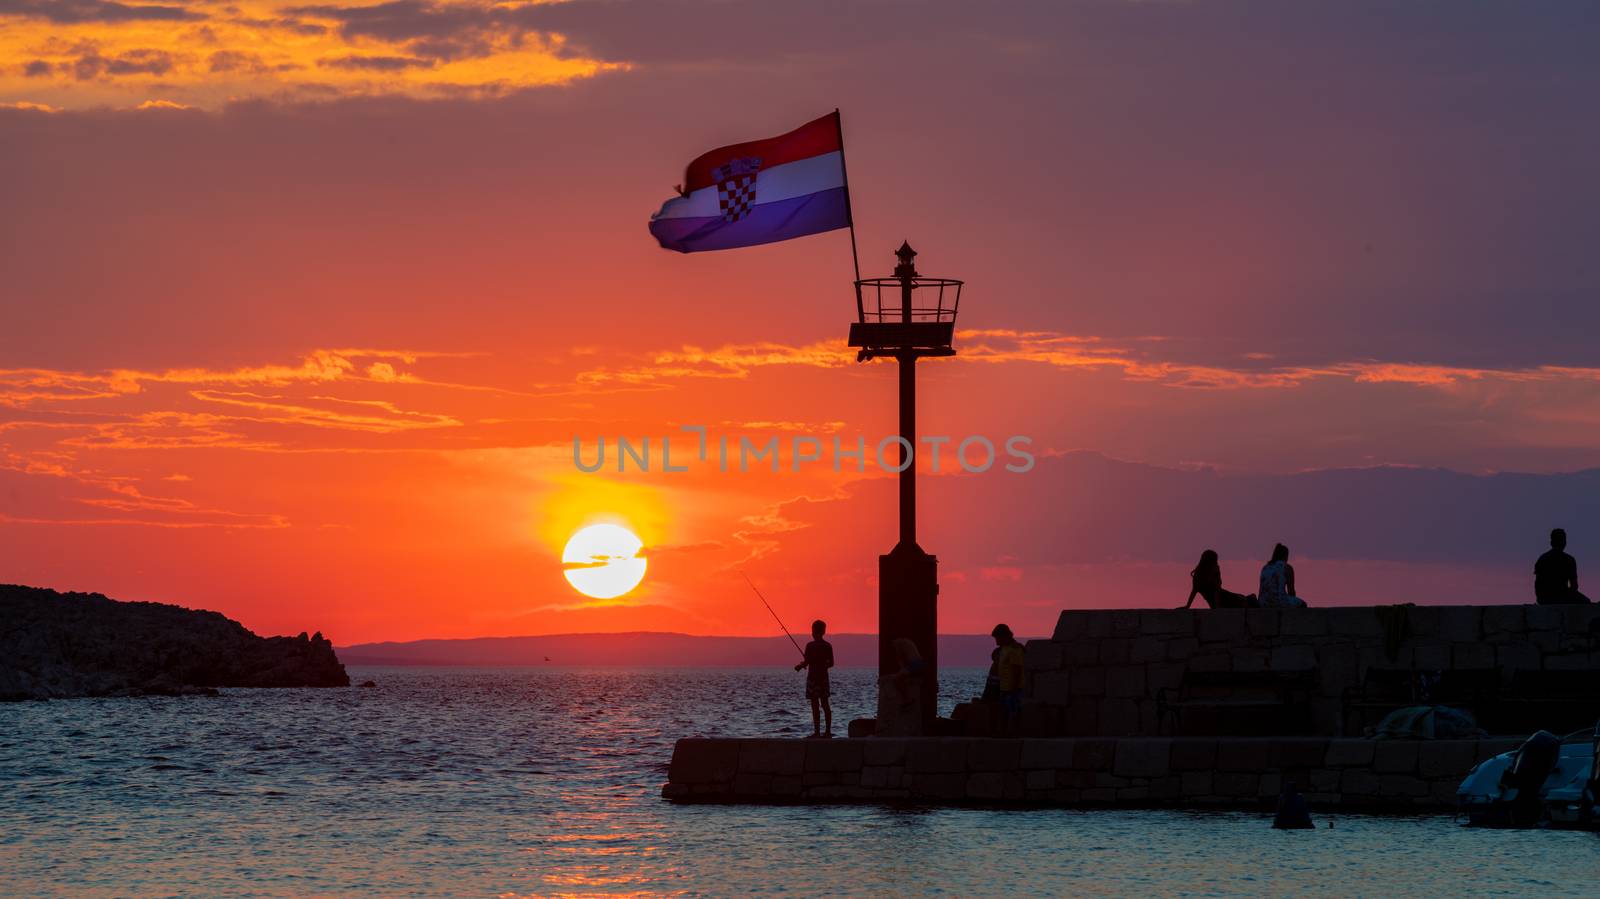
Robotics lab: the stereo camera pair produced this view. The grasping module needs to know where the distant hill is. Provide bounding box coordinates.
[1,584,349,701]
[337,632,1032,668]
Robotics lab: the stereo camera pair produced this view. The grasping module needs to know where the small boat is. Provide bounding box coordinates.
[1456,722,1599,829]
[1545,721,1600,829]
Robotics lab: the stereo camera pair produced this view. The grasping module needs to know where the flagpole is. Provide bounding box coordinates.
[834,108,862,285]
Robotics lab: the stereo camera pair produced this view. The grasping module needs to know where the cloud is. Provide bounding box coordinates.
[188,390,462,432]
[284,1,594,63]
[0,345,571,540]
[0,0,614,105]
[638,540,724,558]
[317,54,435,71]
[0,348,526,455]
[572,329,1600,394]
[0,0,201,24]
[68,47,179,80]
[575,340,851,388]
[953,329,1600,391]
[55,411,282,451]
[224,15,330,37]
[0,512,287,528]
[207,50,284,74]
[366,361,404,382]
[0,349,386,407]
[0,450,289,529]
[289,0,498,45]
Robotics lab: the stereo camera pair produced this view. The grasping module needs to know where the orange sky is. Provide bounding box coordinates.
[5,1,1600,642]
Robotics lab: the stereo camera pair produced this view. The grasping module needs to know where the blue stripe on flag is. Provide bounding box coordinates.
[649,188,849,254]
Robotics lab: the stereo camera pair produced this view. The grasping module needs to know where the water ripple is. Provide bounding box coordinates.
[1,666,1596,896]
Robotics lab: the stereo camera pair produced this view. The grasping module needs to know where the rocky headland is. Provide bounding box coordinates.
[0,584,349,701]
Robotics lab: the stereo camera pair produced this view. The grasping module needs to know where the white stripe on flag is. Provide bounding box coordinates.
[653,151,845,221]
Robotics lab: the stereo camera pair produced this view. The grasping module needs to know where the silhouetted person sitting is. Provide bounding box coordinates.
[794,619,834,737]
[992,624,1026,734]
[1259,543,1308,608]
[878,637,927,736]
[1182,549,1257,609]
[1535,529,1591,605]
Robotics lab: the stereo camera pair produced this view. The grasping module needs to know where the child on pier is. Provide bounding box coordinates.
[794,619,834,738]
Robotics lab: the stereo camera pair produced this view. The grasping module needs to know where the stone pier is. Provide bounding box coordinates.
[663,735,1520,808]
[663,605,1600,808]
[1021,604,1600,737]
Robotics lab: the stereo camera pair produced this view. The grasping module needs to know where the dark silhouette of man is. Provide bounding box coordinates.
[1535,528,1591,605]
[991,624,1026,734]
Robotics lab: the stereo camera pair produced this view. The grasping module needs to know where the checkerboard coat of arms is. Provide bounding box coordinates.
[713,156,762,222]
[648,112,849,253]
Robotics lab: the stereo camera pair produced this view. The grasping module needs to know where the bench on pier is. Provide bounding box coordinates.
[1341,667,1501,735]
[1155,671,1317,736]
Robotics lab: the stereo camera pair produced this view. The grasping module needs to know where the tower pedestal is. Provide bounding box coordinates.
[849,242,961,738]
[876,543,939,735]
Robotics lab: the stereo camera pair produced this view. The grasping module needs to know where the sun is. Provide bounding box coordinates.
[562,523,647,599]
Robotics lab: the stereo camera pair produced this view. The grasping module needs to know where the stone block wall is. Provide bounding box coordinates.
[1020,605,1600,737]
[663,736,1522,808]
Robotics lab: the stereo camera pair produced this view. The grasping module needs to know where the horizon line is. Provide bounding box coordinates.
[336,630,1037,649]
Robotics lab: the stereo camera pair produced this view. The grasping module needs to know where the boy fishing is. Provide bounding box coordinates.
[739,573,834,739]
[794,619,834,738]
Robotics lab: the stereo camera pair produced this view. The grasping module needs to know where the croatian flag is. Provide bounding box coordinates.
[649,111,851,253]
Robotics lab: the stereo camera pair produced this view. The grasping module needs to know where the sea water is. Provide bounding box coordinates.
[2,667,1595,897]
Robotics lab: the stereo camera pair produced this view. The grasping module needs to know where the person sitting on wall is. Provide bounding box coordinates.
[1535,528,1591,605]
[877,637,928,736]
[1182,549,1258,609]
[992,624,1027,734]
[1258,543,1308,608]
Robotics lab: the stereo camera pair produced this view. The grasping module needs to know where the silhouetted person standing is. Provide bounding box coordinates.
[1183,549,1257,609]
[1259,543,1307,608]
[992,624,1026,734]
[1535,529,1590,605]
[795,619,834,737]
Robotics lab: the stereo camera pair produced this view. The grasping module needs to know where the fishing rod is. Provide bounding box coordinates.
[739,571,806,660]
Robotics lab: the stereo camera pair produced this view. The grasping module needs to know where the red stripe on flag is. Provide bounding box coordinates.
[682,111,842,193]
